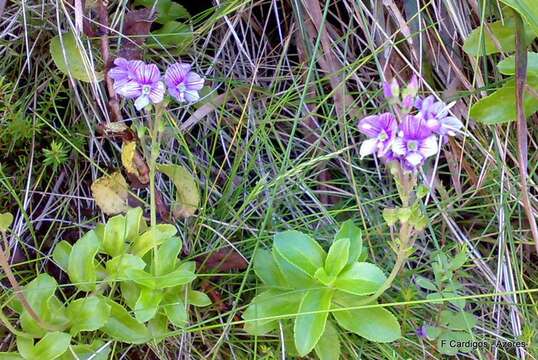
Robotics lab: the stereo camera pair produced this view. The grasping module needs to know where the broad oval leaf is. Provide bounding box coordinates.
[500,0,538,35]
[106,254,146,281]
[150,21,193,51]
[463,17,535,56]
[469,78,538,124]
[0,212,13,231]
[157,164,199,218]
[91,172,129,215]
[163,291,188,327]
[243,289,304,336]
[274,230,326,277]
[52,241,72,272]
[57,340,110,360]
[66,296,111,334]
[324,238,350,276]
[102,214,127,256]
[439,310,477,330]
[153,262,196,289]
[121,142,139,177]
[134,287,163,323]
[153,237,182,276]
[21,331,71,360]
[294,288,333,357]
[125,207,146,242]
[187,289,212,307]
[253,248,287,287]
[132,224,177,257]
[332,306,400,343]
[272,249,317,289]
[334,220,362,264]
[333,262,386,296]
[68,230,101,291]
[498,52,538,75]
[437,331,474,355]
[134,0,190,24]
[50,32,102,82]
[100,297,151,344]
[314,319,340,360]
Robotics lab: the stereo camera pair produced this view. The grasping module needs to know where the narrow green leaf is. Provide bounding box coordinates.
[314,320,340,360]
[243,289,304,336]
[100,298,151,344]
[334,220,362,264]
[332,306,401,343]
[132,224,177,257]
[68,230,100,291]
[50,32,102,82]
[66,296,111,335]
[294,288,333,356]
[253,248,287,287]
[274,230,326,277]
[134,287,163,323]
[325,238,350,276]
[333,262,386,296]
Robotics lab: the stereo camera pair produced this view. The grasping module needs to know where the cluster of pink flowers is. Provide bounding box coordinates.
[358,76,463,171]
[109,58,204,111]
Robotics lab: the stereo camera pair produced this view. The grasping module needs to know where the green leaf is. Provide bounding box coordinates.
[441,291,466,310]
[382,208,399,226]
[50,32,102,82]
[470,77,538,124]
[333,262,386,296]
[314,319,340,360]
[19,332,71,360]
[68,230,100,291]
[134,287,163,323]
[106,254,146,280]
[125,269,156,288]
[463,17,535,56]
[415,276,437,291]
[272,250,317,288]
[132,224,177,257]
[0,212,13,231]
[294,288,333,356]
[187,289,212,307]
[253,248,287,287]
[52,241,72,272]
[313,267,335,286]
[153,237,182,276]
[273,230,326,277]
[156,164,199,218]
[102,214,126,256]
[243,289,304,336]
[439,310,477,330]
[154,262,196,289]
[424,325,443,340]
[120,281,140,310]
[498,52,538,75]
[100,297,151,344]
[449,248,468,271]
[66,296,111,335]
[133,0,190,24]
[162,290,188,327]
[147,314,168,343]
[500,0,538,35]
[0,353,24,360]
[437,331,474,355]
[334,220,362,264]
[124,207,146,241]
[325,238,350,276]
[58,340,110,360]
[332,306,401,343]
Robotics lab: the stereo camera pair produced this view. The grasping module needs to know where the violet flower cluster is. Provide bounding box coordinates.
[358,76,463,171]
[109,58,205,111]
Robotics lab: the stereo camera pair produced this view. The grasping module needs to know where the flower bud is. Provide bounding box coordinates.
[383,78,400,103]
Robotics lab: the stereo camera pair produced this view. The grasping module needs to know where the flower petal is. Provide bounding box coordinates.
[391,138,406,156]
[149,81,165,104]
[440,116,463,136]
[184,90,200,102]
[164,63,191,87]
[419,135,439,158]
[401,115,432,139]
[137,63,161,84]
[115,80,141,98]
[134,95,150,110]
[358,115,382,137]
[185,71,204,91]
[359,138,378,158]
[406,152,423,167]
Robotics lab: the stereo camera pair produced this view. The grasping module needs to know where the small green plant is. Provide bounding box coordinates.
[415,248,478,355]
[243,220,401,359]
[0,207,210,359]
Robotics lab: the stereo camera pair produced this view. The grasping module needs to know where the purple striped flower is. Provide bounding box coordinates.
[164,63,204,103]
[358,113,398,158]
[392,115,438,169]
[383,79,400,103]
[415,96,463,136]
[111,60,165,111]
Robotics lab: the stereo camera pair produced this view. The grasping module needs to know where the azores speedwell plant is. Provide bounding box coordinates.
[243,221,401,359]
[0,208,210,359]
